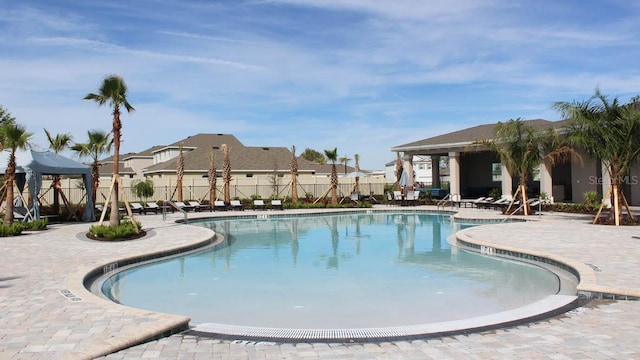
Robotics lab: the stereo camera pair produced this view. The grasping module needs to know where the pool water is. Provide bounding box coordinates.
[102,212,560,329]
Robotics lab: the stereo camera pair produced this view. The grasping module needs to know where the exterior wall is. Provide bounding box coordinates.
[459,152,500,197]
[123,157,153,178]
[570,156,599,203]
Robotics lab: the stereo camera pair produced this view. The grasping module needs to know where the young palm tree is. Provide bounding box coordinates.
[394,152,403,191]
[84,75,135,226]
[353,153,361,193]
[222,144,231,204]
[339,155,351,175]
[71,130,113,207]
[554,90,640,225]
[44,129,73,214]
[324,148,339,205]
[176,142,184,202]
[480,118,575,215]
[208,151,217,207]
[290,145,299,203]
[1,123,32,225]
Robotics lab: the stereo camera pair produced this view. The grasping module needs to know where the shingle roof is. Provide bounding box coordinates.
[142,133,320,174]
[390,118,567,152]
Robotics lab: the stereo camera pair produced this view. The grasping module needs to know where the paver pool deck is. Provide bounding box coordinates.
[2,206,640,359]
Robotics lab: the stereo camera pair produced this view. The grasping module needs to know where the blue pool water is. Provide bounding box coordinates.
[102,212,560,329]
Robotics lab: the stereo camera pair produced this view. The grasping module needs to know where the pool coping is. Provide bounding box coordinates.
[86,208,589,346]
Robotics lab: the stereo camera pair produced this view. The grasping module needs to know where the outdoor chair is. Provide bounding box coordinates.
[230,200,244,211]
[144,202,161,214]
[188,200,209,212]
[130,202,145,214]
[270,199,284,210]
[174,201,196,212]
[253,199,266,210]
[214,201,227,211]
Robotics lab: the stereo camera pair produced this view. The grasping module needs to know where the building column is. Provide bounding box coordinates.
[539,159,553,198]
[402,153,415,189]
[448,151,460,196]
[501,163,512,198]
[431,155,440,188]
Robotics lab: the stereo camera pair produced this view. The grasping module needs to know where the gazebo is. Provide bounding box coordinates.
[0,147,94,221]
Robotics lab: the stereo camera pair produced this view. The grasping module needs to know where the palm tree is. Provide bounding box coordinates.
[44,129,73,215]
[324,148,339,204]
[1,123,32,225]
[353,153,361,193]
[554,89,640,225]
[0,105,16,126]
[84,75,135,226]
[71,130,113,207]
[339,155,351,175]
[176,142,184,202]
[479,118,575,215]
[290,145,299,203]
[208,151,217,207]
[394,153,403,191]
[222,144,231,204]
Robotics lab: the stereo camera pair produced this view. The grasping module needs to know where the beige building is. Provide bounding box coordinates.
[391,119,640,205]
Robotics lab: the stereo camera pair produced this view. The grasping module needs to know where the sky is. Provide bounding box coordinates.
[1,0,639,171]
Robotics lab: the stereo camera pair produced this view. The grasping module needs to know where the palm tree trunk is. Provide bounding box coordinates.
[91,162,99,206]
[331,164,338,204]
[110,108,122,226]
[4,154,16,225]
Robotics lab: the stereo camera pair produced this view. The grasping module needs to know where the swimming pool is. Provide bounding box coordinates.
[99,212,574,339]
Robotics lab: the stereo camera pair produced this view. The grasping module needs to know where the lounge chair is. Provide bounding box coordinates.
[253,199,266,210]
[144,202,161,214]
[188,200,209,212]
[230,200,244,211]
[174,201,195,212]
[462,197,487,208]
[213,200,227,211]
[130,202,145,214]
[270,199,283,210]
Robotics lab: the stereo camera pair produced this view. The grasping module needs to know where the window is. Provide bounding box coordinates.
[246,174,253,178]
[532,165,540,182]
[491,163,502,182]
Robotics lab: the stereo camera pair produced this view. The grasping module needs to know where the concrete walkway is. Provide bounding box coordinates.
[2,207,640,359]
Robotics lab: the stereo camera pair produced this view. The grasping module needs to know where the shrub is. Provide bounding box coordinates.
[23,219,48,231]
[583,191,600,211]
[0,223,25,237]
[90,221,143,240]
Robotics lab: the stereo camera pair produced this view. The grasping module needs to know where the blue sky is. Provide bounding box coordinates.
[1,0,639,170]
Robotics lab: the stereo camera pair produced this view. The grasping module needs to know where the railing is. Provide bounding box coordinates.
[162,201,188,224]
[437,193,460,210]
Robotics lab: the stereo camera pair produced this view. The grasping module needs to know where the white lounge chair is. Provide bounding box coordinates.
[230,200,244,211]
[130,202,145,214]
[270,199,283,210]
[253,199,266,210]
[214,200,227,211]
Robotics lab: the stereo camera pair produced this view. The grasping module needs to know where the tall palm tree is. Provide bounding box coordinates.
[84,75,134,226]
[0,105,16,126]
[208,151,217,207]
[222,144,231,204]
[71,130,113,207]
[479,118,575,215]
[353,153,361,193]
[324,148,339,204]
[394,152,403,191]
[554,89,640,225]
[176,142,184,202]
[1,123,32,225]
[290,145,299,203]
[44,129,73,214]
